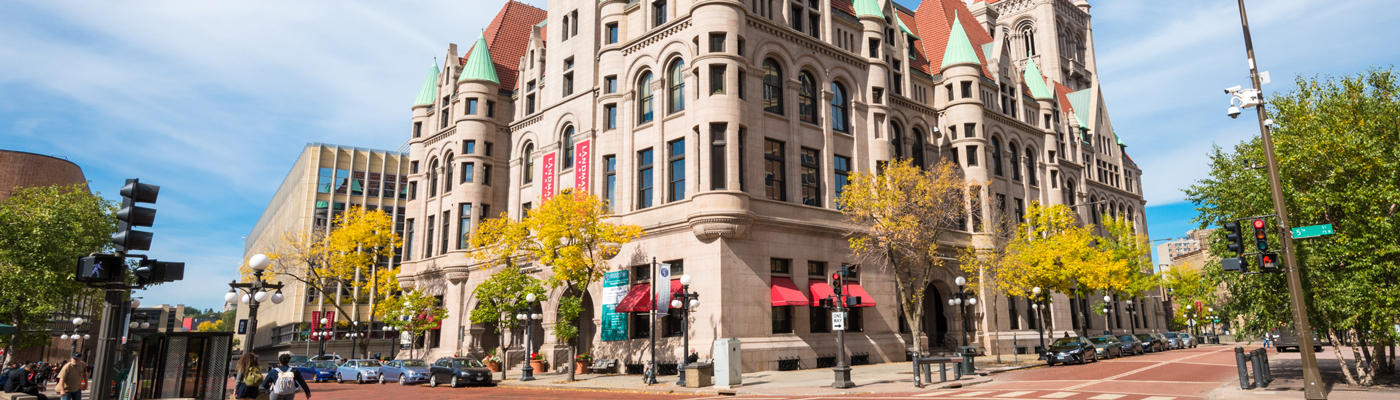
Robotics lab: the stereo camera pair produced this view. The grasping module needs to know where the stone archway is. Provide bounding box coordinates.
[923,282,950,349]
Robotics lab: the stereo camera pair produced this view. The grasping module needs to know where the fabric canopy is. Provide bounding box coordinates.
[613,280,684,312]
[807,282,876,307]
[0,324,15,335]
[770,277,808,306]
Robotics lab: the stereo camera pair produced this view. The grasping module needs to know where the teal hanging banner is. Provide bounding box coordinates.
[601,270,630,341]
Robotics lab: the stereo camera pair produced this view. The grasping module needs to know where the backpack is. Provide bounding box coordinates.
[241,367,261,387]
[271,367,299,394]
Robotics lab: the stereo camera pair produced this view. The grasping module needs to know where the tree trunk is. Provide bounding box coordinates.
[1328,329,1360,386]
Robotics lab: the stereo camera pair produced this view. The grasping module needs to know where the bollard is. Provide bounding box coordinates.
[1252,349,1268,388]
[913,357,923,388]
[941,361,948,382]
[923,362,932,384]
[1235,346,1253,389]
[1261,349,1272,384]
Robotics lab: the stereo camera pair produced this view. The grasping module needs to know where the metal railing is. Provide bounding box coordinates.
[912,356,964,388]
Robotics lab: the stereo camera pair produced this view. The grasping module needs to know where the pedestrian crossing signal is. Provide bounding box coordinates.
[1259,252,1279,271]
[76,255,124,283]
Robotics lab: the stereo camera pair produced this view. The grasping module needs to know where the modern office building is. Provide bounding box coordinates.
[396,0,1161,372]
[238,143,412,360]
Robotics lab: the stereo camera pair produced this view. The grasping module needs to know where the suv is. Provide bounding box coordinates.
[1270,328,1325,353]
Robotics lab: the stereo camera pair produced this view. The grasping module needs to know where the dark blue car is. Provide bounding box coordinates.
[296,360,338,382]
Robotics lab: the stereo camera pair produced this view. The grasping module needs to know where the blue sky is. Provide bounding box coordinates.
[2,0,1396,311]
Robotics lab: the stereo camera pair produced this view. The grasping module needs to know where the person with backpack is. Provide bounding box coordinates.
[262,353,311,400]
[234,353,263,400]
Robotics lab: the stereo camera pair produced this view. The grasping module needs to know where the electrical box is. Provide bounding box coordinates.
[713,338,742,387]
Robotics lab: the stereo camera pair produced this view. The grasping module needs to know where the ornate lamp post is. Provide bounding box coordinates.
[671,274,699,386]
[1102,295,1114,335]
[1185,304,1197,336]
[1030,287,1048,358]
[1126,299,1137,335]
[383,325,400,360]
[226,254,285,355]
[516,293,541,382]
[947,277,977,347]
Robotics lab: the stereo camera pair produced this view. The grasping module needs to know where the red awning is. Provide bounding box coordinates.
[806,282,876,307]
[770,277,808,306]
[613,281,685,312]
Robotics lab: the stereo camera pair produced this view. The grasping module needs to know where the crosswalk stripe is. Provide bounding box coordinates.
[913,391,960,397]
[1088,395,1125,400]
[1140,397,1177,400]
[1040,392,1078,399]
[953,391,996,397]
[995,391,1037,397]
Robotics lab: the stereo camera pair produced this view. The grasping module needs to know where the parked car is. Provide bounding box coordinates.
[311,354,346,365]
[1178,332,1198,348]
[1087,336,1123,359]
[1270,328,1325,353]
[287,355,310,366]
[1135,333,1166,352]
[335,359,383,384]
[1046,337,1099,366]
[296,360,338,382]
[1118,335,1145,355]
[1162,332,1184,349]
[378,359,431,385]
[427,357,493,387]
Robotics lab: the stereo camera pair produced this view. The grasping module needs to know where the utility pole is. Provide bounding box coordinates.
[1234,1,1325,398]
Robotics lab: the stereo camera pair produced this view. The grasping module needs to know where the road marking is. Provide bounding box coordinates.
[954,391,996,397]
[1062,348,1228,390]
[913,392,961,397]
[1140,397,1177,400]
[1087,395,1125,400]
[1040,392,1078,398]
[995,391,1037,398]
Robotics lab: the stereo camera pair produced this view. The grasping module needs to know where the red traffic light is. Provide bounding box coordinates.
[831,273,841,282]
[1253,219,1266,229]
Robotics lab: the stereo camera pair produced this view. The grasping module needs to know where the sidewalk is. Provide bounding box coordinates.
[496,357,1042,396]
[1209,345,1399,400]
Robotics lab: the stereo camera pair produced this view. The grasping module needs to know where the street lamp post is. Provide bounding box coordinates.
[517,293,541,382]
[672,275,699,386]
[1185,305,1196,337]
[225,254,285,357]
[383,326,400,360]
[947,277,977,347]
[1126,300,1137,335]
[1102,295,1114,336]
[1030,287,1048,358]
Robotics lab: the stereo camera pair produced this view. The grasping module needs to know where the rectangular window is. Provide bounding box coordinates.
[408,181,418,200]
[487,100,495,118]
[800,147,820,206]
[652,0,668,27]
[413,122,422,138]
[1009,295,1020,330]
[462,162,474,183]
[605,76,617,93]
[872,87,883,104]
[458,204,472,249]
[966,146,979,166]
[317,167,334,194]
[464,140,475,154]
[764,139,786,201]
[868,38,879,58]
[570,10,578,36]
[946,84,953,101]
[440,211,449,255]
[809,12,819,38]
[668,139,686,201]
[738,128,747,190]
[563,72,574,96]
[526,94,535,114]
[709,33,725,52]
[790,5,802,31]
[960,81,972,99]
[482,164,492,186]
[964,123,976,139]
[425,215,435,258]
[411,161,419,174]
[772,306,793,334]
[606,23,619,44]
[631,312,650,339]
[770,258,791,275]
[710,124,727,190]
[709,65,725,95]
[485,142,494,156]
[808,261,826,277]
[521,202,532,217]
[833,155,850,205]
[736,68,745,99]
[847,307,864,332]
[604,155,617,211]
[1015,198,1025,224]
[637,148,654,209]
[479,204,491,221]
[466,98,478,115]
[810,306,829,333]
[404,219,415,261]
[605,104,618,130]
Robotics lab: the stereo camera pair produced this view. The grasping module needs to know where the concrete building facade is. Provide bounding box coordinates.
[397,0,1162,372]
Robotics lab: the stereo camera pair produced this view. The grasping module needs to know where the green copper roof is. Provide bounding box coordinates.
[413,62,440,107]
[941,15,980,69]
[1116,132,1127,147]
[898,17,919,39]
[1023,59,1054,100]
[982,43,995,59]
[854,0,881,17]
[459,35,499,84]
[1067,89,1092,129]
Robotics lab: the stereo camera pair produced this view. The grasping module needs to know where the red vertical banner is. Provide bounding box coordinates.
[324,310,335,330]
[574,139,591,193]
[311,311,321,331]
[542,151,557,202]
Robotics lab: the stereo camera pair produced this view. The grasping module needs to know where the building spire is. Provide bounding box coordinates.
[459,34,499,84]
[941,15,980,69]
[1023,59,1054,100]
[413,62,440,107]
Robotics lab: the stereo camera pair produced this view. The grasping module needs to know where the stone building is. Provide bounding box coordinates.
[396,0,1163,372]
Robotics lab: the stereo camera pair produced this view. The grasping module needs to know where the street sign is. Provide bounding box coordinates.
[1291,224,1333,239]
[832,311,846,331]
[238,319,248,334]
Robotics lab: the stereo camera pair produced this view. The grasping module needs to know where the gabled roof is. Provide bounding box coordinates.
[1067,88,1093,129]
[913,0,994,77]
[1023,59,1054,100]
[473,0,547,91]
[896,9,930,73]
[413,63,440,106]
[1053,81,1075,115]
[897,15,919,39]
[854,0,881,17]
[460,35,500,83]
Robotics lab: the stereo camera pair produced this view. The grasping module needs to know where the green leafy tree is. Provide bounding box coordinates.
[376,290,447,360]
[1185,68,1399,385]
[0,183,116,363]
[468,266,545,374]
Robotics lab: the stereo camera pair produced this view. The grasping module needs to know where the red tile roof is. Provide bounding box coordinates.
[897,10,931,75]
[1053,81,1075,115]
[912,0,994,78]
[832,0,855,17]
[465,0,547,92]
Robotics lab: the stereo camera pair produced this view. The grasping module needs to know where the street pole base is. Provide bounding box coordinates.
[520,366,535,382]
[832,365,854,389]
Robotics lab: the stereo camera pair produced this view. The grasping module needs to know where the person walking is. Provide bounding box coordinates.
[261,353,311,400]
[55,354,87,400]
[234,353,263,400]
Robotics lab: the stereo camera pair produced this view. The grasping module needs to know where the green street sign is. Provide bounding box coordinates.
[1291,224,1334,239]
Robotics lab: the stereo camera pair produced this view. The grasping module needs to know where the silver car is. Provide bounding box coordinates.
[335,359,383,384]
[1178,332,1198,348]
[378,359,431,385]
[1162,332,1183,349]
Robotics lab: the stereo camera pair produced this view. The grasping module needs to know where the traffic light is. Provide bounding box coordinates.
[112,179,160,252]
[830,272,843,296]
[1252,218,1269,251]
[134,259,185,285]
[76,255,125,283]
[1259,252,1280,271]
[1221,256,1250,272]
[1223,222,1245,255]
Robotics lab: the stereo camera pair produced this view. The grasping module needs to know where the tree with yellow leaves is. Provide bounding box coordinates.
[470,190,643,381]
[251,206,400,357]
[840,159,977,357]
[376,290,447,360]
[957,188,1017,361]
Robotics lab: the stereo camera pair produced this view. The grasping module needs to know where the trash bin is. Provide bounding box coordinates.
[955,346,977,375]
[684,362,714,388]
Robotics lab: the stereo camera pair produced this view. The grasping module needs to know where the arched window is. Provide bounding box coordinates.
[798,71,817,123]
[1090,196,1099,223]
[830,82,849,133]
[912,128,926,168]
[1009,144,1021,181]
[762,58,784,114]
[991,137,1003,176]
[668,59,686,113]
[891,122,904,159]
[429,159,440,197]
[523,143,535,184]
[444,152,455,192]
[562,127,575,169]
[1128,207,1136,231]
[1021,27,1036,57]
[638,72,654,123]
[1025,146,1038,185]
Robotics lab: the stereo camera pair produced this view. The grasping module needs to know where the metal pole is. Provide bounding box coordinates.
[677,288,690,387]
[1036,302,1045,358]
[832,294,853,388]
[646,257,657,385]
[520,309,535,381]
[1233,3,1325,398]
[90,288,125,400]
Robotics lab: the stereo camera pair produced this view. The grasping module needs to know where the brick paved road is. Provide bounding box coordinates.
[277,380,695,399]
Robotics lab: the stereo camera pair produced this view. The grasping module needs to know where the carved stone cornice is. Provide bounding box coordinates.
[745,18,866,69]
[425,126,456,146]
[622,18,693,56]
[510,114,544,132]
[687,214,753,240]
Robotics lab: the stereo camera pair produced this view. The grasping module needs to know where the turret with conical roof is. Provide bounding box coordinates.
[459,35,499,84]
[854,0,881,17]
[1023,59,1054,100]
[941,15,980,70]
[413,63,441,108]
